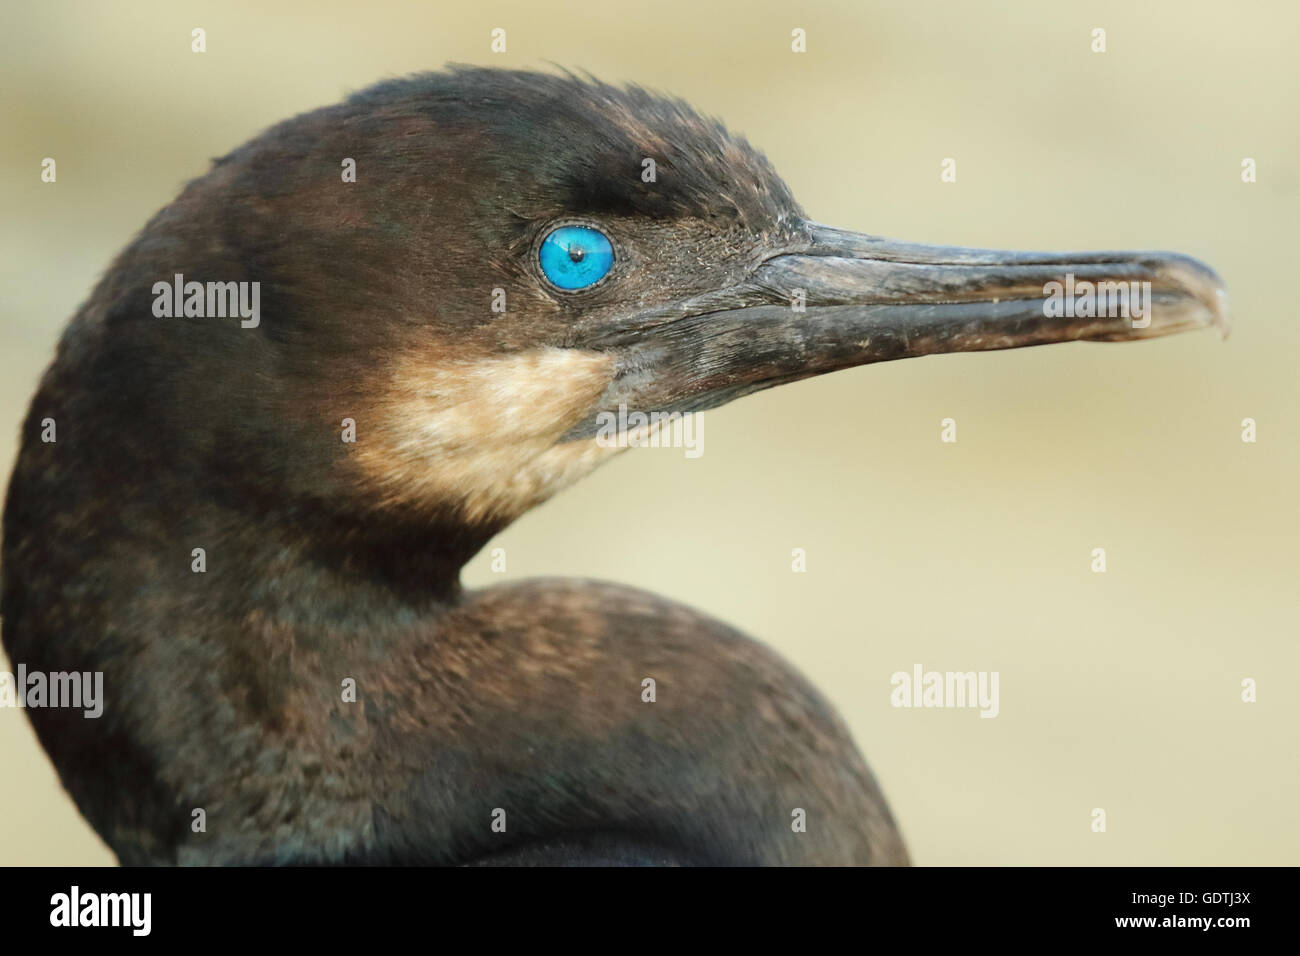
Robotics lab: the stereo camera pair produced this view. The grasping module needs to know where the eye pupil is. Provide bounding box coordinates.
[539,225,614,290]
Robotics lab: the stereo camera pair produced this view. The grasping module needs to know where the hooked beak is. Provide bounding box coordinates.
[581,220,1229,421]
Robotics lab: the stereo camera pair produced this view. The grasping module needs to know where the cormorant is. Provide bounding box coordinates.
[1,67,1227,866]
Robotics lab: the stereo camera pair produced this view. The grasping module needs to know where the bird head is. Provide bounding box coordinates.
[32,67,1227,561]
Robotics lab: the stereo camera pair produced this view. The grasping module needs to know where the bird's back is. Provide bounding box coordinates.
[358,578,908,866]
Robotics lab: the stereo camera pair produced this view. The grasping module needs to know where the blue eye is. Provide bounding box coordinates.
[538,225,614,290]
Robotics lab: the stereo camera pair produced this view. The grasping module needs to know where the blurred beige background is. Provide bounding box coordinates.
[2,0,1296,866]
